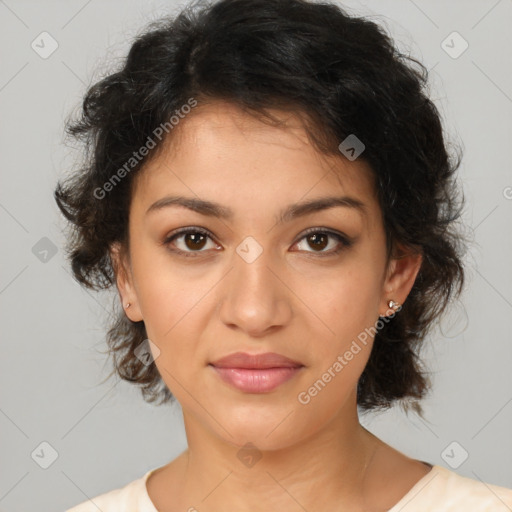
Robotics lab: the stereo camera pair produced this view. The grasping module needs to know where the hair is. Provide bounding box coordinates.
[55,0,467,413]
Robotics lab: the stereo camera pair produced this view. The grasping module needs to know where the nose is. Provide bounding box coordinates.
[218,243,293,338]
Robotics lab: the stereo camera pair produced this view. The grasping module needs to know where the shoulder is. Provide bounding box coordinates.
[65,468,157,512]
[389,464,512,512]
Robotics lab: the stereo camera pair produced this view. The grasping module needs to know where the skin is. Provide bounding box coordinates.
[110,100,431,512]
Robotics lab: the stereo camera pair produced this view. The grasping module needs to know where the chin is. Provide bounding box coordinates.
[209,404,307,453]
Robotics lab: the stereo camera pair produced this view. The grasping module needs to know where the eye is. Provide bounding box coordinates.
[163,226,353,258]
[292,228,352,256]
[163,227,220,257]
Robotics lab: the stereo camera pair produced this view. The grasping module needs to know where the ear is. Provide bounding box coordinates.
[109,241,143,322]
[379,244,422,317]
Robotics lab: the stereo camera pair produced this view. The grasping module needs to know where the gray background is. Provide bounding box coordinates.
[0,0,511,510]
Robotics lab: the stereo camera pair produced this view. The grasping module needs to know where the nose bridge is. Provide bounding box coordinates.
[218,236,292,336]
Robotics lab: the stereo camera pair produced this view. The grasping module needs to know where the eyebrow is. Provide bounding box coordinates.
[145,194,367,224]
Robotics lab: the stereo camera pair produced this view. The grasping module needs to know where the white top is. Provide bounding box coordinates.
[66,464,512,511]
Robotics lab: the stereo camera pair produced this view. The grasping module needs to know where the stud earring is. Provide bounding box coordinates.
[124,302,131,309]
[387,300,401,311]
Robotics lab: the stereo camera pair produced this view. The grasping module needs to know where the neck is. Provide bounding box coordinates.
[173,397,380,511]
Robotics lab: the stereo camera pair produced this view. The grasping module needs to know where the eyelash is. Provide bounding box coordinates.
[162,226,353,258]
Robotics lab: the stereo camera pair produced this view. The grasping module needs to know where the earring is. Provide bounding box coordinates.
[387,300,401,311]
[124,302,131,309]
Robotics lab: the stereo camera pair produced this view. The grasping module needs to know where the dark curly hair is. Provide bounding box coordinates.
[54,0,467,413]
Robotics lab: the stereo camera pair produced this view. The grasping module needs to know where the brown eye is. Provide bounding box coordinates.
[183,232,207,250]
[163,227,220,257]
[293,228,352,255]
[306,232,329,251]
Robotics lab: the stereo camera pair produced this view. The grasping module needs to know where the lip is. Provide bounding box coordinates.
[210,351,303,369]
[209,352,304,393]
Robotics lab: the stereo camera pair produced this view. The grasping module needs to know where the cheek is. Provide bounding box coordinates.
[294,275,378,418]
[131,240,200,329]
[296,260,382,357]
[129,247,212,373]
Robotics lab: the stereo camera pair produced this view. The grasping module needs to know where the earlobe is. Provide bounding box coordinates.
[380,247,422,316]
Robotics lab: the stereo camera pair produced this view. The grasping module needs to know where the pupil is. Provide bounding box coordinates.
[309,233,327,251]
[185,233,206,250]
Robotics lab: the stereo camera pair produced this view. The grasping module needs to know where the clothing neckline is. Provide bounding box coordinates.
[387,462,441,511]
[141,461,438,512]
[140,467,160,512]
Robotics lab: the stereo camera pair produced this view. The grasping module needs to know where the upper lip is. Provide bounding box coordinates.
[210,352,303,369]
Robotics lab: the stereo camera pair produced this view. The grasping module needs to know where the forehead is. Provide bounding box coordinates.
[132,101,378,223]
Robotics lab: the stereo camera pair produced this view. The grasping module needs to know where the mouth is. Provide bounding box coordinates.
[210,351,303,369]
[209,366,303,393]
[209,352,304,393]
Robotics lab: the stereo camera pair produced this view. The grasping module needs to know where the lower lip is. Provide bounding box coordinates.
[210,365,303,393]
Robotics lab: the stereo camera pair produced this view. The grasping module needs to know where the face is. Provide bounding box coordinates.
[112,101,421,451]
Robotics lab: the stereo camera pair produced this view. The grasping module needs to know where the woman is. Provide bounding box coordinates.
[56,0,512,510]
